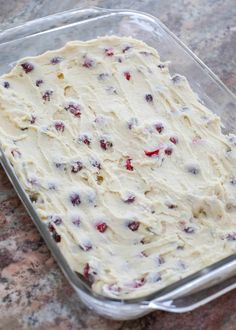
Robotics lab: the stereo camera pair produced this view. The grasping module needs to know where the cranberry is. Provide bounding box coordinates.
[126,158,134,171]
[83,57,94,68]
[72,217,81,227]
[3,81,10,88]
[155,122,164,133]
[100,139,113,150]
[105,48,114,56]
[122,46,131,53]
[70,193,81,206]
[65,103,81,117]
[226,233,236,241]
[71,161,83,173]
[53,231,61,243]
[54,121,65,132]
[30,115,36,124]
[51,56,63,64]
[124,72,131,80]
[96,222,107,233]
[144,149,160,157]
[124,194,136,204]
[48,223,54,232]
[21,62,34,73]
[11,149,21,158]
[35,79,43,87]
[132,278,145,288]
[166,202,177,209]
[83,263,90,280]
[42,90,53,102]
[79,242,92,251]
[165,147,173,155]
[79,134,91,145]
[128,221,140,231]
[145,94,153,102]
[170,136,178,144]
[184,226,195,234]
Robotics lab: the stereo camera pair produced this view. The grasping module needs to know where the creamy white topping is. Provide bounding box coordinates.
[0,36,236,298]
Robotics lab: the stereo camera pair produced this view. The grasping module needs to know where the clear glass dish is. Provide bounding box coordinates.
[0,7,236,320]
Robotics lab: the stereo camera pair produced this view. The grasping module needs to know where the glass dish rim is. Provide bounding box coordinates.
[0,6,236,306]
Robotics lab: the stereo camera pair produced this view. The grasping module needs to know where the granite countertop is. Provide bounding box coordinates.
[0,1,236,329]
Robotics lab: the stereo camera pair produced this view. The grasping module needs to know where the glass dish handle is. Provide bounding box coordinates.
[147,257,236,312]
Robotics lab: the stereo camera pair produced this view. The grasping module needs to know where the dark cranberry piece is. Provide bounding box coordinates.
[157,64,165,69]
[30,115,36,124]
[100,139,113,150]
[42,90,53,102]
[79,134,91,145]
[54,121,65,132]
[21,62,34,73]
[165,147,173,155]
[145,94,153,103]
[166,202,177,209]
[65,103,81,117]
[124,194,136,204]
[128,221,140,231]
[3,81,10,88]
[51,56,63,64]
[71,161,83,173]
[53,231,61,243]
[105,48,114,56]
[123,46,131,53]
[79,242,92,251]
[36,79,43,87]
[96,222,107,233]
[126,158,134,171]
[72,217,81,227]
[187,165,200,175]
[184,226,195,234]
[83,263,90,280]
[70,193,81,206]
[226,233,236,241]
[155,123,164,133]
[48,223,54,232]
[133,277,145,288]
[170,136,178,144]
[144,149,160,157]
[230,179,236,185]
[83,57,94,68]
[124,72,131,80]
[11,149,21,158]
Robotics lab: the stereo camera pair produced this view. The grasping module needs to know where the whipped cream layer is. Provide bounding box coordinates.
[0,36,236,299]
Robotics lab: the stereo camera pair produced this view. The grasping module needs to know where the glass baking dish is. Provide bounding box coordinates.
[0,7,236,320]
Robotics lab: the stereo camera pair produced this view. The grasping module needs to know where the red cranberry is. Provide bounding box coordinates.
[105,48,114,56]
[132,278,145,288]
[126,158,134,171]
[100,139,113,150]
[170,136,178,144]
[124,194,136,204]
[79,134,91,145]
[83,57,94,68]
[42,90,53,102]
[53,231,61,243]
[3,81,10,88]
[124,72,131,80]
[35,79,43,87]
[144,149,160,157]
[54,121,65,132]
[96,222,107,233]
[128,221,140,231]
[83,263,90,280]
[155,123,164,133]
[65,103,81,117]
[71,161,83,173]
[70,193,81,206]
[48,223,54,232]
[21,62,34,73]
[164,147,173,155]
[145,94,153,102]
[51,56,63,64]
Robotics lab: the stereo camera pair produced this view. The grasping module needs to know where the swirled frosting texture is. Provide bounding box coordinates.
[0,36,236,298]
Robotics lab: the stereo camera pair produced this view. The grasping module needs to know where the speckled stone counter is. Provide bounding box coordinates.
[0,1,236,329]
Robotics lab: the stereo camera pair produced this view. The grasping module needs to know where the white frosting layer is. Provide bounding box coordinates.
[0,36,236,298]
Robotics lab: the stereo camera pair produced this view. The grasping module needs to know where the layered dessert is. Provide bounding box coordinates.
[0,36,235,298]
